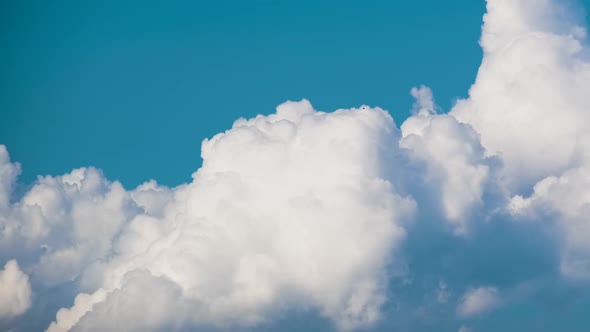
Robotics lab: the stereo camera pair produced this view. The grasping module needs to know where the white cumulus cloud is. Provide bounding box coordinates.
[1,0,590,330]
[43,101,415,332]
[0,259,32,319]
[451,0,590,191]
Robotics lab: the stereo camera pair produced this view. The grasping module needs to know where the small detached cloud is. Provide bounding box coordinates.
[457,287,500,318]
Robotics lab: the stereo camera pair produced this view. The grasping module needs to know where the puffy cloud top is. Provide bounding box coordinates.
[44,102,415,332]
[452,0,590,190]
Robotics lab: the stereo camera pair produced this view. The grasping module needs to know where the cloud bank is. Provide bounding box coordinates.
[1,0,590,331]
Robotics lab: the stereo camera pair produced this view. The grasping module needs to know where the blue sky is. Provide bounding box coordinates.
[2,1,590,332]
[1,0,488,187]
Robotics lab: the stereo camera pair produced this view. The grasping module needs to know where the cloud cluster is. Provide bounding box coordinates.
[2,103,415,331]
[450,0,590,281]
[1,0,590,331]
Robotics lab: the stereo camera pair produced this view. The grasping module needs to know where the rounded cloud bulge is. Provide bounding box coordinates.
[32,101,414,331]
[0,259,32,320]
[451,0,590,281]
[1,0,590,331]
